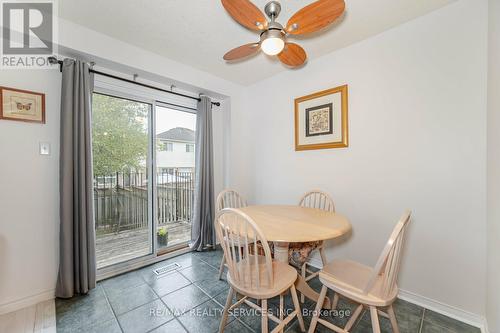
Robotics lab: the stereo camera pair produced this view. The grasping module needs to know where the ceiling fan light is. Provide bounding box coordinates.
[260,29,285,56]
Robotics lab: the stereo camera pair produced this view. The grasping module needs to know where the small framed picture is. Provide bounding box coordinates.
[295,85,348,151]
[0,86,45,124]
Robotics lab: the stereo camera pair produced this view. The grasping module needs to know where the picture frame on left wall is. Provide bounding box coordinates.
[0,86,45,124]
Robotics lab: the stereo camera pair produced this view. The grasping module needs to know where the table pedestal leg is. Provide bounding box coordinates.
[273,242,331,309]
[273,241,290,263]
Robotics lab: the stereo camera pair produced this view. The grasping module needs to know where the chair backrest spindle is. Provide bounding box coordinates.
[299,190,335,213]
[215,208,273,291]
[217,189,247,212]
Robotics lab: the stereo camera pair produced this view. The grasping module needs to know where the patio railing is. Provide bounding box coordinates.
[93,168,195,235]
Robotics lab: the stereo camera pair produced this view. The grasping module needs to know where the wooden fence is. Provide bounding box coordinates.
[93,169,195,235]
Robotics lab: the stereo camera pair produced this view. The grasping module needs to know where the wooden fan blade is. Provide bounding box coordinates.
[286,0,345,35]
[278,43,307,67]
[221,0,267,31]
[223,43,260,61]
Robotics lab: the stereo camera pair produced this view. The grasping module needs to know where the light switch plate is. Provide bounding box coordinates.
[39,142,50,155]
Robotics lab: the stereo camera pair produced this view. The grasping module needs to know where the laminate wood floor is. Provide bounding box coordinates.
[0,300,55,333]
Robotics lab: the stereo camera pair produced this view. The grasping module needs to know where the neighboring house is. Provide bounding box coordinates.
[156,127,195,173]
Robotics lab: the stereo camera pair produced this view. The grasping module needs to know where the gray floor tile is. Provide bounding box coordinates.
[56,286,116,332]
[56,285,106,315]
[193,249,224,269]
[72,318,122,333]
[420,320,455,333]
[168,252,204,269]
[231,303,279,332]
[178,300,234,333]
[101,271,145,296]
[55,252,481,333]
[150,318,188,333]
[178,260,218,283]
[310,298,359,331]
[423,310,480,333]
[350,301,423,333]
[148,271,191,297]
[107,283,158,315]
[195,279,229,298]
[224,319,254,333]
[193,272,229,298]
[117,299,174,333]
[212,288,238,308]
[161,284,211,315]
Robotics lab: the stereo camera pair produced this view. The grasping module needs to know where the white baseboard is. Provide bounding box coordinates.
[0,289,55,315]
[307,258,488,332]
[398,289,487,333]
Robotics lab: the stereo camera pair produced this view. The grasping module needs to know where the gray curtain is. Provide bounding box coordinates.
[56,59,96,298]
[191,96,216,251]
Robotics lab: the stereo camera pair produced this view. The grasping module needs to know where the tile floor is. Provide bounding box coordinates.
[56,249,481,333]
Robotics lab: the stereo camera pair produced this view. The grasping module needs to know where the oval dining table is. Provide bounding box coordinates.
[237,205,352,309]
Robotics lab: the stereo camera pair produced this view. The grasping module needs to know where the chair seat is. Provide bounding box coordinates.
[319,259,398,307]
[227,257,298,299]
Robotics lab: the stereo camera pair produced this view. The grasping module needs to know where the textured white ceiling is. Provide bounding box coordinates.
[59,0,456,86]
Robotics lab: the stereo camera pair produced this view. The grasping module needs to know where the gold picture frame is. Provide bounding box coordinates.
[0,86,46,124]
[294,85,348,151]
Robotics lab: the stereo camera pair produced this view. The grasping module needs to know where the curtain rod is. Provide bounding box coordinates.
[48,57,220,107]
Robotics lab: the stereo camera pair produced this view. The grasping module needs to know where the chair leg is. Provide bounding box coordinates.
[331,293,339,310]
[344,304,363,331]
[301,263,306,303]
[290,284,305,332]
[369,306,381,333]
[219,287,234,333]
[308,285,327,333]
[279,294,284,333]
[319,247,327,266]
[261,299,268,333]
[218,254,226,280]
[388,305,400,333]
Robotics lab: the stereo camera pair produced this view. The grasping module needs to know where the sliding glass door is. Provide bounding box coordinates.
[92,93,153,270]
[91,90,197,271]
[155,104,196,254]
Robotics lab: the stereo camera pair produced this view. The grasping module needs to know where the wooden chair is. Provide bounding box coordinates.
[308,211,412,333]
[216,189,248,280]
[297,190,336,302]
[216,208,305,333]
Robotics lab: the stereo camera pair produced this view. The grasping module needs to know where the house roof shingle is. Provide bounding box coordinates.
[157,127,195,143]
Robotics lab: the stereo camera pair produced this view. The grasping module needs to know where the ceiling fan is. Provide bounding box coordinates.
[221,0,345,67]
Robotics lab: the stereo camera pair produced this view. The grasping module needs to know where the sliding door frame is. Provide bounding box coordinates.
[94,83,196,280]
[154,101,197,256]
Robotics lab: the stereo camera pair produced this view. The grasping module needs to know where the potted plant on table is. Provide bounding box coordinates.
[157,227,168,248]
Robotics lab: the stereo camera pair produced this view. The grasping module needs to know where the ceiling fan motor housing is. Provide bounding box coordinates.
[264,1,281,20]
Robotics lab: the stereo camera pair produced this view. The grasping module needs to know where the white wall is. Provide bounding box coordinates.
[487,0,500,331]
[230,0,488,317]
[0,69,61,311]
[0,18,240,313]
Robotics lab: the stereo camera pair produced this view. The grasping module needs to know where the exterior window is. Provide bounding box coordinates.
[186,144,194,152]
[164,142,173,151]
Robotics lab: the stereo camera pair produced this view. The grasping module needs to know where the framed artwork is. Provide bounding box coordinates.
[295,85,348,151]
[0,86,45,124]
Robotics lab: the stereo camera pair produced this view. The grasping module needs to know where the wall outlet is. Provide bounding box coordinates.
[39,142,51,155]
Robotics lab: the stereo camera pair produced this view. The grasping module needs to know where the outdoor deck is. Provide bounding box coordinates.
[96,221,191,268]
